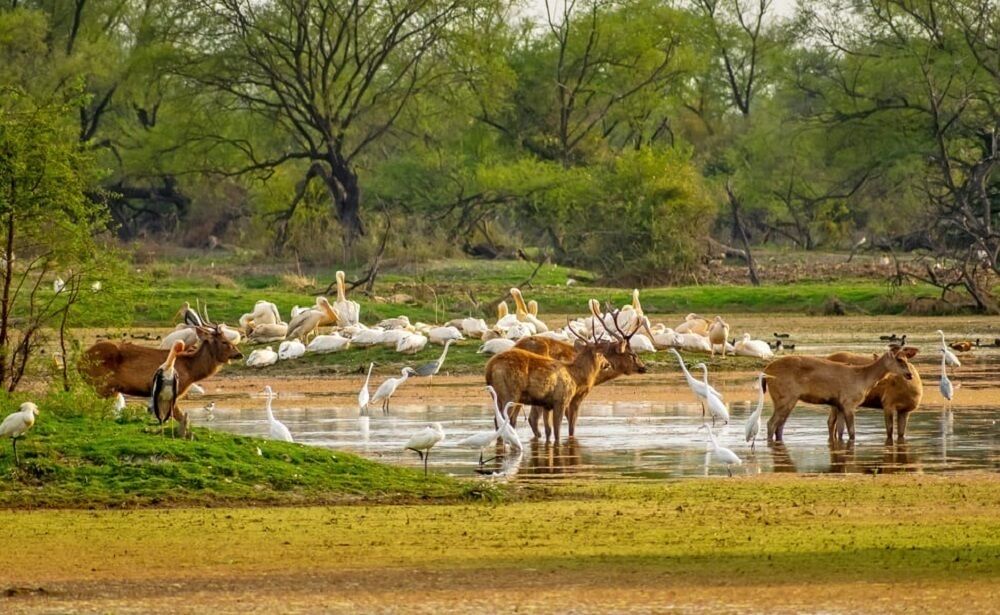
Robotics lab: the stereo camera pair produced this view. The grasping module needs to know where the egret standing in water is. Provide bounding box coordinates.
[405,423,445,476]
[699,423,742,477]
[745,373,770,451]
[936,330,961,367]
[370,367,416,414]
[263,386,293,443]
[939,350,954,411]
[0,402,39,465]
[694,363,729,425]
[669,349,723,417]
[358,362,374,414]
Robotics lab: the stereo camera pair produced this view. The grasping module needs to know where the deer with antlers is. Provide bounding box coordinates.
[486,306,645,444]
[514,303,647,439]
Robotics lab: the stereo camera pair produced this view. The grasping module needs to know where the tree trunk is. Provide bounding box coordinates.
[726,183,760,286]
[327,162,365,256]
[0,209,14,388]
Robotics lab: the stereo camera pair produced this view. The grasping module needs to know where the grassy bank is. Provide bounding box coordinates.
[1,475,997,611]
[0,391,484,508]
[72,258,937,329]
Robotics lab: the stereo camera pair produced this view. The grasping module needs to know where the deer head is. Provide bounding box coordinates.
[196,325,244,362]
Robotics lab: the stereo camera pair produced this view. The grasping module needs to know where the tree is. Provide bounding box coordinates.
[0,88,117,390]
[184,0,481,254]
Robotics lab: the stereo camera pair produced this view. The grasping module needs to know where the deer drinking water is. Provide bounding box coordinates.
[762,346,913,442]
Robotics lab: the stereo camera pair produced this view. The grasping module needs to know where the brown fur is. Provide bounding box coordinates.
[80,327,243,397]
[826,348,922,442]
[762,348,912,442]
[513,336,646,438]
[485,345,610,445]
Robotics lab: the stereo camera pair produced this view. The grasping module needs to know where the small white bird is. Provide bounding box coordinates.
[358,362,374,414]
[279,339,307,360]
[246,346,278,368]
[936,330,961,367]
[0,402,39,465]
[114,393,126,416]
[939,350,954,408]
[694,363,729,425]
[745,373,770,451]
[187,383,206,396]
[477,338,516,355]
[204,401,216,422]
[263,386,293,442]
[306,334,351,354]
[405,422,445,476]
[699,423,742,476]
[90,281,102,292]
[53,277,66,294]
[370,367,416,413]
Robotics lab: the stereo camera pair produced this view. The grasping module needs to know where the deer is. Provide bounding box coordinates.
[826,347,922,443]
[514,306,647,439]
[80,325,243,398]
[762,346,913,442]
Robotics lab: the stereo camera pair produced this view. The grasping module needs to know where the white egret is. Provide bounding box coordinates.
[485,385,522,451]
[699,423,742,476]
[358,362,374,414]
[263,386,293,442]
[745,373,770,451]
[370,367,416,414]
[694,363,729,426]
[405,422,445,476]
[669,348,723,404]
[939,350,954,409]
[0,402,39,465]
[936,330,961,367]
[457,413,510,466]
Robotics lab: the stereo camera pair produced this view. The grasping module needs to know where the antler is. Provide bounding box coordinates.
[566,318,591,344]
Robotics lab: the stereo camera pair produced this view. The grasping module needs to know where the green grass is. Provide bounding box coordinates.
[0,390,490,508]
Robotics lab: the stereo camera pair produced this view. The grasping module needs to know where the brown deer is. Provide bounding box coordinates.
[81,326,243,397]
[826,347,922,442]
[762,347,912,442]
[515,327,647,438]
[485,330,611,445]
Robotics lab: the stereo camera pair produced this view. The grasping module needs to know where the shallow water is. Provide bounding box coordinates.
[191,396,1000,480]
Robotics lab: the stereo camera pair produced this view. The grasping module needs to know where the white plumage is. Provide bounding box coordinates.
[333,270,361,326]
[477,338,515,355]
[700,423,742,476]
[428,326,464,345]
[114,393,126,416]
[53,277,66,294]
[936,330,961,367]
[263,386,293,442]
[669,349,723,400]
[939,351,954,404]
[396,333,428,354]
[0,402,39,464]
[460,317,488,337]
[486,385,522,452]
[350,327,385,347]
[358,362,374,414]
[745,373,768,451]
[405,422,445,476]
[628,333,657,354]
[278,339,307,360]
[246,346,278,368]
[306,334,351,354]
[370,367,416,413]
[734,333,774,359]
[695,363,730,426]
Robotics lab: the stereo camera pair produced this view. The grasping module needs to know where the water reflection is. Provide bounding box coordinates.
[190,397,1000,480]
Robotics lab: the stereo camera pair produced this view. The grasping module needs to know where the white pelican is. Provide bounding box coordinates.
[404,422,445,476]
[306,334,351,354]
[159,325,199,349]
[358,362,374,414]
[290,305,309,319]
[699,423,742,476]
[511,288,548,333]
[278,339,306,360]
[936,330,961,367]
[333,270,361,326]
[428,326,463,345]
[370,367,417,413]
[218,323,242,345]
[628,333,657,354]
[745,373,770,451]
[477,338,515,355]
[460,317,489,337]
[263,386,293,442]
[675,313,710,336]
[247,322,288,343]
[0,402,39,465]
[503,322,533,341]
[396,333,428,354]
[378,315,411,330]
[246,346,278,368]
[380,329,412,348]
[708,316,730,357]
[414,340,455,378]
[734,333,774,360]
[694,363,730,425]
[150,341,185,430]
[350,327,385,347]
[285,297,336,341]
[239,300,282,328]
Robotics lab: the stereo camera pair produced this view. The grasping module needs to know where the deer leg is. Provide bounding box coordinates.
[768,399,794,442]
[827,408,838,441]
[843,407,858,440]
[551,405,565,446]
[884,408,895,444]
[896,409,912,441]
[528,407,542,439]
[543,410,553,443]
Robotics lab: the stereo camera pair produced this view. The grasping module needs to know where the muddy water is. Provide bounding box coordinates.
[184,314,1000,480]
